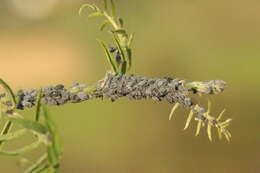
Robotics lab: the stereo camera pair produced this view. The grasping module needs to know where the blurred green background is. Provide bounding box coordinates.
[0,0,259,172]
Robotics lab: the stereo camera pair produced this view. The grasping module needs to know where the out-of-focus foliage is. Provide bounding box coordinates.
[0,0,259,172]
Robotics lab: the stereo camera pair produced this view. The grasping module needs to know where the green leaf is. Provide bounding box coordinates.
[0,140,41,156]
[113,35,126,62]
[126,47,132,70]
[42,105,60,149]
[112,29,127,35]
[184,110,194,130]
[110,0,116,16]
[37,166,56,173]
[97,40,118,73]
[92,4,100,12]
[103,0,108,10]
[128,33,135,47]
[119,61,127,74]
[217,109,226,121]
[24,153,48,173]
[207,100,212,114]
[218,128,222,140]
[78,4,96,16]
[0,128,27,141]
[195,120,202,136]
[35,88,43,122]
[100,20,109,31]
[207,122,212,141]
[0,109,2,120]
[221,123,230,129]
[8,117,48,135]
[0,78,17,106]
[168,103,180,120]
[47,146,59,168]
[0,121,13,136]
[88,12,103,18]
[118,17,124,27]
[219,118,232,127]
[0,121,13,148]
[226,130,231,138]
[8,117,50,144]
[29,165,49,173]
[42,105,61,167]
[224,131,230,142]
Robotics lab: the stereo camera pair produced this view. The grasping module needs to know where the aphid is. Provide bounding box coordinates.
[109,46,117,53]
[0,93,6,99]
[55,84,64,90]
[4,101,13,107]
[5,109,14,115]
[115,51,122,64]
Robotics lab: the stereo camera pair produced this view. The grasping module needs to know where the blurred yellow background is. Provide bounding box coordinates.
[0,0,259,172]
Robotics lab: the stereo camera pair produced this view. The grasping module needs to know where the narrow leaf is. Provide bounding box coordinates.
[119,61,127,74]
[110,0,116,16]
[0,78,16,105]
[184,110,194,130]
[42,105,62,166]
[47,146,59,168]
[207,100,211,114]
[0,128,27,141]
[207,122,212,141]
[37,166,56,173]
[0,109,2,120]
[195,120,202,136]
[118,17,124,27]
[0,140,41,156]
[0,121,13,148]
[224,132,230,142]
[10,109,50,146]
[8,117,48,135]
[42,105,59,145]
[113,35,126,62]
[103,0,108,10]
[225,130,231,138]
[24,153,48,173]
[128,33,135,47]
[219,119,232,127]
[78,4,96,16]
[0,121,12,136]
[126,47,132,70]
[97,40,118,73]
[92,4,100,12]
[221,122,231,129]
[217,109,226,121]
[112,29,127,35]
[218,128,222,140]
[35,88,43,122]
[88,12,103,18]
[168,103,180,120]
[100,20,109,31]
